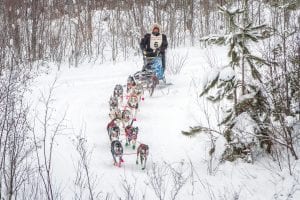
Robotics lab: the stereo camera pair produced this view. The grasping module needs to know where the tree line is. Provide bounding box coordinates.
[1,0,270,71]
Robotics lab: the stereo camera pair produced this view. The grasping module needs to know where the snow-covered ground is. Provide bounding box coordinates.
[29,46,300,199]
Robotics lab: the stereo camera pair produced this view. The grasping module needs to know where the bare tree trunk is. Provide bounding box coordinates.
[204,0,210,35]
[282,19,290,114]
[31,0,39,62]
[241,0,249,95]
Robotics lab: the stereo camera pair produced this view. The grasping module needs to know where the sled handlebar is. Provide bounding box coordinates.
[143,51,161,58]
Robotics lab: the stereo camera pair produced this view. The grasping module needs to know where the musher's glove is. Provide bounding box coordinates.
[154,48,161,55]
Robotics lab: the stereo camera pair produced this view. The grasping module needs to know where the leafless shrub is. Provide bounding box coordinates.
[192,94,224,175]
[72,133,102,200]
[32,78,65,200]
[146,161,190,200]
[188,160,216,200]
[203,47,224,69]
[219,186,242,200]
[146,162,169,200]
[117,174,141,200]
[0,65,36,199]
[167,51,188,75]
[166,161,190,200]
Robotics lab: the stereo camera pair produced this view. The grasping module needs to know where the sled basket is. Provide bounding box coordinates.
[143,56,164,80]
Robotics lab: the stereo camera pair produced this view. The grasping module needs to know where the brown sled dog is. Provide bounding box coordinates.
[125,125,138,149]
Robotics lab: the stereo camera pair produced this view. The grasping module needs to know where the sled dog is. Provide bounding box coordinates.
[125,125,139,149]
[109,107,122,120]
[107,118,122,134]
[126,94,139,118]
[108,125,120,142]
[113,84,124,105]
[111,140,124,167]
[126,75,136,93]
[131,83,144,102]
[121,108,132,128]
[109,96,118,111]
[136,144,149,170]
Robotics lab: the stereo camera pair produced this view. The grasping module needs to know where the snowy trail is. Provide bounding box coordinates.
[30,48,208,194]
[30,47,300,199]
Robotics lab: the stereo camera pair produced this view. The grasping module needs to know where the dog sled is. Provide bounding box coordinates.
[134,53,171,96]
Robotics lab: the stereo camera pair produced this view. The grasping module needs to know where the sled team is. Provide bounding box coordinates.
[107,83,148,170]
[106,23,167,170]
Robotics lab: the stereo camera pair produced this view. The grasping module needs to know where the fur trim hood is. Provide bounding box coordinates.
[150,23,162,33]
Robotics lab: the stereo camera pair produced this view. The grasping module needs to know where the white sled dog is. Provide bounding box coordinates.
[109,96,118,111]
[108,125,120,142]
[125,94,139,119]
[121,108,132,128]
[131,83,144,102]
[113,84,124,105]
[126,75,136,94]
[109,95,122,119]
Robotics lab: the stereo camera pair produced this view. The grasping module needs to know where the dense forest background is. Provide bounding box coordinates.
[2,0,298,69]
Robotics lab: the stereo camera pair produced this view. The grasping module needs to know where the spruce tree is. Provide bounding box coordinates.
[199,2,272,162]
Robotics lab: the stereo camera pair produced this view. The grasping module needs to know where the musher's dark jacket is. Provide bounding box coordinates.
[140,33,168,54]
